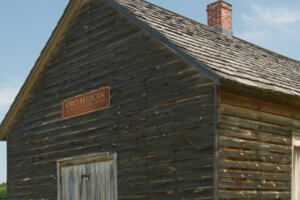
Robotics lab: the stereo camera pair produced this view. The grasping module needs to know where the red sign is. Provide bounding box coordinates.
[62,87,110,119]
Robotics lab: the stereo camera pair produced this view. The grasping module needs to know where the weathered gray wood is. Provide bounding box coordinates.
[6,0,216,199]
[216,85,298,199]
[219,128,292,146]
[219,135,291,154]
[5,0,300,199]
[58,153,117,200]
[218,169,290,181]
[219,190,290,199]
[218,115,292,135]
[218,159,290,172]
[219,148,291,163]
[10,96,212,158]
[220,103,300,129]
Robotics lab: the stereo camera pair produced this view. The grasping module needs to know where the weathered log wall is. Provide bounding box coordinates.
[217,83,300,199]
[6,0,216,199]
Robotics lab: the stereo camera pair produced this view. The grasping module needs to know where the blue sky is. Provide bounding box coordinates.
[0,0,300,183]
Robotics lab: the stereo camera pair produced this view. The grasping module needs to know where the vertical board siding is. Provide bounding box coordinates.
[61,164,85,200]
[60,159,117,200]
[7,0,215,199]
[218,86,300,199]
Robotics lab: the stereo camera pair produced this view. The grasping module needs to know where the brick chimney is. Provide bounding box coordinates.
[207,0,233,37]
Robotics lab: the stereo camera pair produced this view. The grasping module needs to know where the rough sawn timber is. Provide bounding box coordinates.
[217,83,300,199]
[6,0,216,199]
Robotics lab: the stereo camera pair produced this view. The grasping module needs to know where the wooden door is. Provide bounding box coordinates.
[57,153,117,200]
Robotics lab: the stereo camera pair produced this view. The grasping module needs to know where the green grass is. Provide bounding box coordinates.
[0,183,6,200]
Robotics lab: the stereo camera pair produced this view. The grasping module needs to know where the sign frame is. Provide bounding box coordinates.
[62,87,110,120]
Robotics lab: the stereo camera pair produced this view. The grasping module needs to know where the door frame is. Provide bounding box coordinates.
[292,136,300,200]
[57,152,117,200]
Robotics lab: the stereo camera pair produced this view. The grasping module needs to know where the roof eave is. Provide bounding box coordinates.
[220,76,300,105]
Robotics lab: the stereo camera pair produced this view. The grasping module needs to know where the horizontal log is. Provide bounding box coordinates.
[219,180,290,190]
[219,190,290,199]
[219,87,300,120]
[219,103,300,129]
[219,148,291,163]
[218,169,290,181]
[219,115,292,136]
[219,159,291,172]
[218,128,291,146]
[219,135,291,154]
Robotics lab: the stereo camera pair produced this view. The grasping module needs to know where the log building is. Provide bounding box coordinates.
[1,0,300,199]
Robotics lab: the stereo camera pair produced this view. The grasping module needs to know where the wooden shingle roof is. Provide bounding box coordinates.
[111,0,300,97]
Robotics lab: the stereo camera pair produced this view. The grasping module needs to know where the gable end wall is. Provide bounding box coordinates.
[6,0,216,199]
